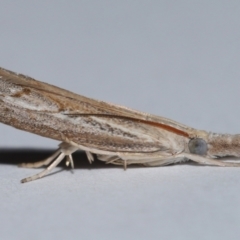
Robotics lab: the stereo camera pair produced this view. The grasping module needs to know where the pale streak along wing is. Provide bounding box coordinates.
[0,67,187,155]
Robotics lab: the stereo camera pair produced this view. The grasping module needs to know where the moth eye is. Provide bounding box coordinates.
[188,138,208,155]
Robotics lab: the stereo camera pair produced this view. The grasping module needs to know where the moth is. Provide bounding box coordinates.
[0,67,240,183]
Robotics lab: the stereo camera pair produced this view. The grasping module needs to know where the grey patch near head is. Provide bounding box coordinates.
[188,138,208,155]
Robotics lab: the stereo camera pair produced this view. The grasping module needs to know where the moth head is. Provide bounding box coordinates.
[188,138,208,156]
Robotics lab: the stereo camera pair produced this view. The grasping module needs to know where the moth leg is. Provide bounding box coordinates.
[123,160,127,170]
[105,157,120,164]
[220,161,240,167]
[85,151,94,164]
[21,142,79,183]
[143,157,186,167]
[21,152,66,183]
[19,148,61,168]
[97,154,121,164]
[119,152,240,167]
[150,152,240,167]
[137,152,240,167]
[65,154,74,169]
[182,153,240,167]
[97,154,127,169]
[118,153,172,165]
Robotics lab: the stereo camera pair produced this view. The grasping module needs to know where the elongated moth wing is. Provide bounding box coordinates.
[0,67,202,153]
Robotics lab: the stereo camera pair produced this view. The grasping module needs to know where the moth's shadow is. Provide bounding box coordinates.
[2,149,239,170]
[0,148,121,169]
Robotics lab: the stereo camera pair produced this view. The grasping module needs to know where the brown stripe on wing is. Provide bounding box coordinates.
[64,113,190,138]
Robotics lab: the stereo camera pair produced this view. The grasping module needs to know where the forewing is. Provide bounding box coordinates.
[0,67,188,153]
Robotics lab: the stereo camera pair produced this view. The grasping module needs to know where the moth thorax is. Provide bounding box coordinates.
[188,138,208,155]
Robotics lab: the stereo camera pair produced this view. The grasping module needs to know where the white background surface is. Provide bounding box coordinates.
[1,1,240,239]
